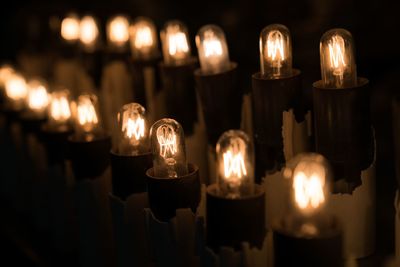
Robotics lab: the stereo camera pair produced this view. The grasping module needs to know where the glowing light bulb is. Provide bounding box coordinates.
[5,73,27,109]
[48,90,72,131]
[61,13,80,42]
[79,15,99,49]
[150,118,188,178]
[320,28,357,88]
[71,94,101,139]
[161,20,191,65]
[0,65,15,87]
[216,130,254,198]
[26,79,49,115]
[259,24,292,78]
[117,103,149,155]
[107,15,130,48]
[129,17,158,60]
[196,24,230,74]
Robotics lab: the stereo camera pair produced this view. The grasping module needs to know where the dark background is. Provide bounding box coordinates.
[0,0,398,266]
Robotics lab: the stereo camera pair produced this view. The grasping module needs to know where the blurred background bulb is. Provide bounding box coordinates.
[259,24,292,78]
[216,130,254,198]
[196,24,230,74]
[80,15,99,49]
[129,17,158,60]
[72,94,101,139]
[0,65,15,88]
[320,28,357,88]
[117,103,149,155]
[48,90,72,131]
[107,15,130,48]
[161,20,191,65]
[150,118,188,178]
[26,79,49,115]
[5,73,27,109]
[61,13,80,42]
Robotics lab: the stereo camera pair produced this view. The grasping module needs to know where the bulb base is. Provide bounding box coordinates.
[206,184,266,251]
[80,49,103,89]
[273,216,343,267]
[159,57,198,135]
[0,104,23,123]
[251,69,303,181]
[146,163,201,222]
[312,78,373,189]
[110,151,152,200]
[19,111,47,134]
[40,124,74,166]
[194,62,242,145]
[67,134,111,180]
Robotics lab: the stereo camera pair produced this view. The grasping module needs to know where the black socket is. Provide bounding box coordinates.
[40,124,74,166]
[206,184,266,251]
[110,151,152,200]
[159,58,198,135]
[146,163,201,222]
[194,62,242,146]
[80,49,104,89]
[19,113,47,134]
[393,96,400,188]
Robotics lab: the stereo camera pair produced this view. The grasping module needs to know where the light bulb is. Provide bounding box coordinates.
[117,103,149,155]
[5,72,27,109]
[79,15,99,49]
[320,28,357,88]
[61,13,80,42]
[107,15,130,48]
[259,24,292,78]
[216,130,254,198]
[0,65,15,87]
[195,24,230,74]
[26,79,49,115]
[129,17,158,60]
[161,20,191,65]
[48,90,72,131]
[150,118,188,178]
[71,94,101,139]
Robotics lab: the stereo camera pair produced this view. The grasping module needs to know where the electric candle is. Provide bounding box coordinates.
[71,93,101,141]
[161,20,191,66]
[252,24,304,181]
[206,130,265,250]
[313,28,373,191]
[129,17,158,61]
[47,90,72,131]
[0,64,15,88]
[61,13,80,42]
[79,15,99,51]
[273,153,343,267]
[107,15,130,49]
[4,72,28,111]
[26,79,49,118]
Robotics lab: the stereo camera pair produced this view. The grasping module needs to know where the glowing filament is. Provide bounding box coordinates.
[328,35,346,76]
[156,125,177,158]
[203,31,223,58]
[28,85,49,111]
[108,17,129,46]
[168,32,189,57]
[77,98,98,132]
[266,30,285,65]
[293,171,325,210]
[80,16,98,46]
[5,74,27,101]
[123,117,145,140]
[223,150,247,179]
[61,16,80,41]
[0,66,14,87]
[134,26,154,49]
[50,96,71,122]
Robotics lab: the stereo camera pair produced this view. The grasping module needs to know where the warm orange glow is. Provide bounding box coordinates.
[203,30,223,59]
[328,35,346,77]
[133,26,154,49]
[5,73,27,101]
[123,117,145,140]
[0,65,15,87]
[108,16,129,46]
[27,81,49,112]
[49,92,71,122]
[76,97,98,132]
[61,15,80,41]
[80,16,98,47]
[156,124,177,158]
[266,30,285,66]
[223,149,247,179]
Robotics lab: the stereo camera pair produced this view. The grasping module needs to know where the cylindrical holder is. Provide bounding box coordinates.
[110,151,152,200]
[40,124,74,166]
[80,49,104,89]
[251,70,303,179]
[19,112,47,134]
[206,184,266,251]
[313,78,374,186]
[146,163,201,222]
[273,217,343,267]
[194,63,242,146]
[159,58,198,135]
[393,96,400,188]
[67,134,111,180]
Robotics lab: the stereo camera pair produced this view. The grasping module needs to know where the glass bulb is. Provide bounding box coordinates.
[107,15,130,48]
[259,24,292,79]
[129,17,158,60]
[216,130,254,198]
[48,90,72,131]
[161,20,191,65]
[150,118,188,178]
[0,65,15,88]
[26,79,49,116]
[320,28,357,88]
[5,72,27,110]
[80,15,99,50]
[195,24,230,74]
[117,103,149,156]
[61,13,80,42]
[71,93,101,140]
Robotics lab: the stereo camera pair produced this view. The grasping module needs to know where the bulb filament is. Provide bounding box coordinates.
[266,30,285,68]
[168,32,189,58]
[77,100,98,131]
[294,171,325,210]
[124,117,145,140]
[157,125,177,158]
[28,86,48,111]
[51,97,71,122]
[135,27,153,49]
[223,150,247,179]
[328,35,346,85]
